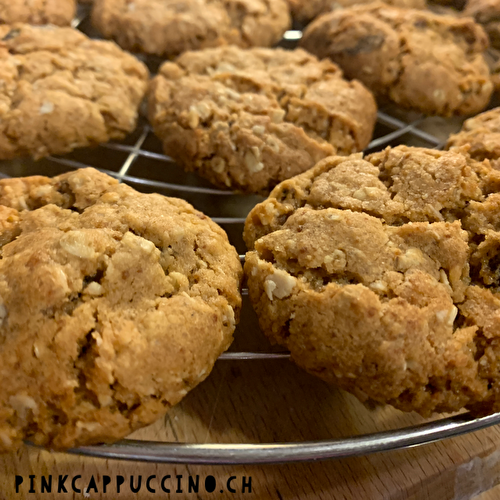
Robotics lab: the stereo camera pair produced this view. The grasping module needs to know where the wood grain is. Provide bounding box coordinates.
[475,483,500,500]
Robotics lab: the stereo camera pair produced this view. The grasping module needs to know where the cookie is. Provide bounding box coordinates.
[447,107,500,170]
[287,0,426,26]
[148,46,377,194]
[0,0,75,26]
[0,24,149,160]
[91,0,291,59]
[0,168,242,452]
[244,145,500,416]
[300,3,493,116]
[464,0,500,49]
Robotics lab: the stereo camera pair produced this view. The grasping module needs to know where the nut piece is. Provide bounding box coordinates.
[245,147,265,173]
[396,248,427,271]
[60,232,98,259]
[86,282,104,296]
[264,269,296,300]
[323,249,347,271]
[39,102,54,115]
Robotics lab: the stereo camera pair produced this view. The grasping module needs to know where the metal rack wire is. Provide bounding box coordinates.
[4,7,500,464]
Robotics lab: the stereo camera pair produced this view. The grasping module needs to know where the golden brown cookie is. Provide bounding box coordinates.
[446,107,500,170]
[287,0,426,26]
[300,3,493,116]
[148,46,377,194]
[0,24,149,160]
[0,168,242,452]
[0,0,75,26]
[464,0,500,49]
[91,0,291,58]
[244,145,500,416]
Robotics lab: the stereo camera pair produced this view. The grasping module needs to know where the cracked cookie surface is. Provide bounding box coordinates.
[300,2,493,116]
[0,24,149,160]
[244,145,500,416]
[0,168,242,452]
[0,0,75,25]
[91,0,291,58]
[447,107,500,171]
[148,46,377,194]
[286,0,426,26]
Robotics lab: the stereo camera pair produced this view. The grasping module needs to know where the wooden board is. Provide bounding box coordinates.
[477,484,500,500]
[3,296,500,500]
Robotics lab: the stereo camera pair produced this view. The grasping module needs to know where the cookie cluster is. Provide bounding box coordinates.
[3,0,500,454]
[1,0,499,191]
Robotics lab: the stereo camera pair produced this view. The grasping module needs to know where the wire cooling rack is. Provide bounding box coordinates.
[4,6,500,465]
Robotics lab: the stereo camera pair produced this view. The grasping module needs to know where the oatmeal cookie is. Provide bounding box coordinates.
[0,168,242,452]
[91,0,291,59]
[464,0,500,49]
[0,0,75,26]
[244,145,500,416]
[287,0,426,26]
[148,46,377,194]
[300,3,493,116]
[446,107,500,170]
[0,24,149,160]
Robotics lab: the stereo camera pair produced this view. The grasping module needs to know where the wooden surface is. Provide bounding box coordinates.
[476,484,500,500]
[2,296,500,500]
